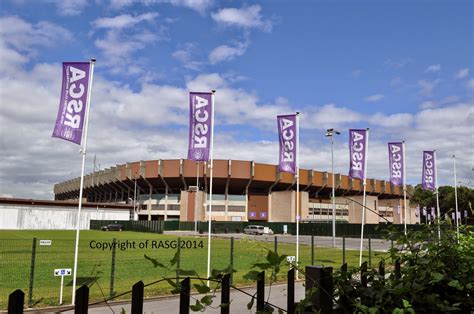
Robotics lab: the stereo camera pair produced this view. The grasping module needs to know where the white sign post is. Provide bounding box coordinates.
[54,268,72,305]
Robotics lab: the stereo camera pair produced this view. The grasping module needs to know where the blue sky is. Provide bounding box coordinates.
[0,0,472,198]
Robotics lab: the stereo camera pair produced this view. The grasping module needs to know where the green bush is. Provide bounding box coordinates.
[334,225,474,313]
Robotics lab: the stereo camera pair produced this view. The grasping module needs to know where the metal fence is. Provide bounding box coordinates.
[176,221,425,238]
[7,260,405,314]
[90,220,164,233]
[0,234,385,310]
[88,219,426,238]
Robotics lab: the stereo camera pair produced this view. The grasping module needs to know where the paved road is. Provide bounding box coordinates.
[56,282,305,314]
[164,231,392,252]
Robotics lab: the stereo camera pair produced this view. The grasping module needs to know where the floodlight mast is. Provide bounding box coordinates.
[326,128,340,247]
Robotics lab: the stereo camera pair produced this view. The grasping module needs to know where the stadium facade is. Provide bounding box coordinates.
[54,159,418,224]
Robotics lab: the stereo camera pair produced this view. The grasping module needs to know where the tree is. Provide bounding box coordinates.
[410,184,474,224]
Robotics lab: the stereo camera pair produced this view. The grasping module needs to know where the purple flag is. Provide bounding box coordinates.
[349,129,368,180]
[388,142,404,186]
[397,205,401,215]
[422,207,427,216]
[52,62,91,145]
[415,206,420,217]
[422,151,436,191]
[428,213,431,220]
[451,212,455,220]
[277,114,297,173]
[187,92,213,161]
[431,207,435,218]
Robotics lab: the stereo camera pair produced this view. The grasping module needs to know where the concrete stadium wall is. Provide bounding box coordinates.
[0,204,130,230]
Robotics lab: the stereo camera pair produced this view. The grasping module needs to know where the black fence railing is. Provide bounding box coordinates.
[7,259,403,314]
[176,221,426,238]
[90,219,429,238]
[90,220,164,233]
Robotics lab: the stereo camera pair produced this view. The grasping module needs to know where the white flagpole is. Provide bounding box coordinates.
[206,90,216,286]
[71,58,95,304]
[453,155,459,240]
[434,150,441,239]
[195,161,199,233]
[359,128,369,266]
[295,112,300,278]
[403,141,407,235]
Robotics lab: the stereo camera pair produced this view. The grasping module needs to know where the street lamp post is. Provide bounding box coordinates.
[326,128,340,247]
[133,175,138,221]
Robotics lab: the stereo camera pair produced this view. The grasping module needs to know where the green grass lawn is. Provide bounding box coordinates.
[0,230,386,309]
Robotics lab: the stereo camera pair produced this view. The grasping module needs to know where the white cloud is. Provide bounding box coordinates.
[302,104,362,129]
[54,0,88,16]
[419,96,459,109]
[92,13,162,74]
[211,5,272,31]
[365,94,385,102]
[369,113,413,128]
[0,16,72,73]
[167,0,214,13]
[467,79,474,91]
[108,0,213,14]
[108,0,133,9]
[93,13,158,29]
[455,68,469,79]
[0,16,72,54]
[417,79,441,96]
[172,43,203,70]
[384,58,412,69]
[420,100,436,109]
[1,32,472,199]
[425,64,441,73]
[208,41,248,64]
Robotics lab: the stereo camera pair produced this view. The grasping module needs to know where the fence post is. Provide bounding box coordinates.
[342,237,346,265]
[176,237,181,285]
[221,274,231,314]
[305,266,333,313]
[230,237,234,284]
[274,236,278,254]
[75,285,89,314]
[360,262,367,288]
[379,261,385,285]
[8,289,24,314]
[341,263,347,273]
[339,263,351,313]
[287,268,295,314]
[179,277,190,314]
[131,281,144,314]
[391,238,394,263]
[395,258,401,280]
[257,271,265,312]
[311,235,315,265]
[368,236,372,268]
[109,238,116,298]
[28,237,37,307]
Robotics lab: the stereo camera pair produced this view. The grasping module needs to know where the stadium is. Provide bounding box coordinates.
[54,159,417,225]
